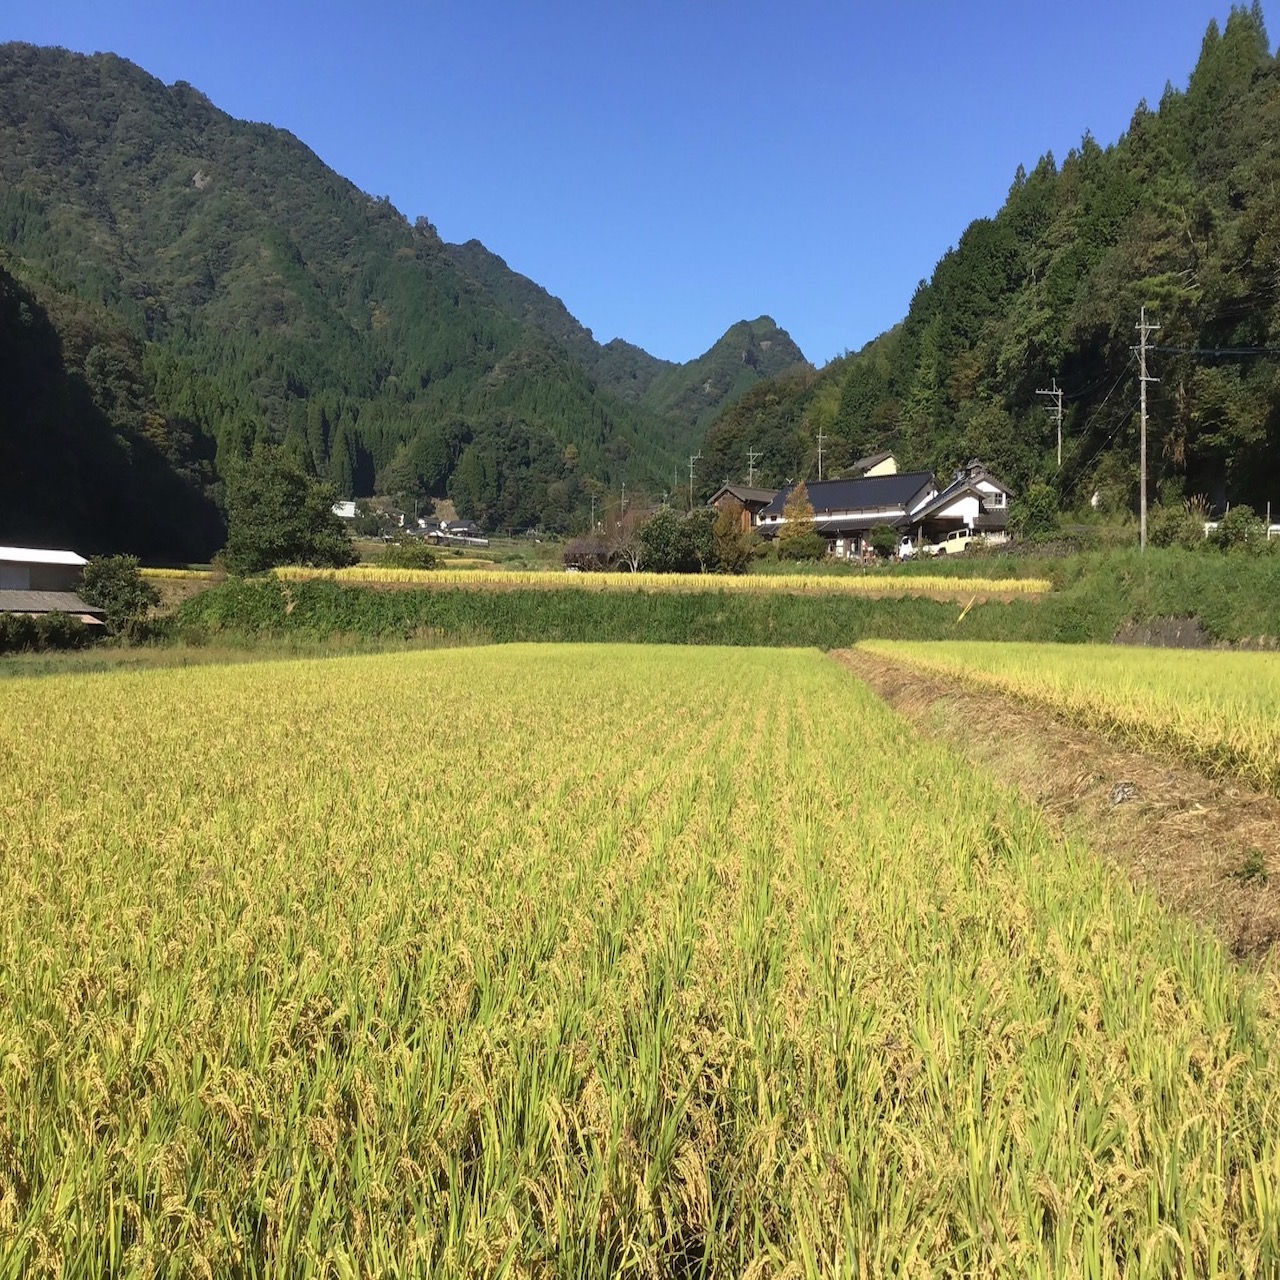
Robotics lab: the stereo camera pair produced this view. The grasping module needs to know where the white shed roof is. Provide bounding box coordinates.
[0,546,88,566]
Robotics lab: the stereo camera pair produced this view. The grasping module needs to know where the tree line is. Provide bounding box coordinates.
[699,5,1280,518]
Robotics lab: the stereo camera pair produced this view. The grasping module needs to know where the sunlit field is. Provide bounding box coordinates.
[861,640,1280,796]
[272,564,1051,598]
[1,645,1277,1276]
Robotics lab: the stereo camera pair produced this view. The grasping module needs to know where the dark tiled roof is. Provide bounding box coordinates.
[759,472,935,519]
[710,484,779,506]
[0,590,106,618]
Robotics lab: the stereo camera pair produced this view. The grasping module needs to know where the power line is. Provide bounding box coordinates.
[1150,345,1280,356]
[1057,355,1136,503]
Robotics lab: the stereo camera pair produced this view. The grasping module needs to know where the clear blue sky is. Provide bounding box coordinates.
[5,1,1251,364]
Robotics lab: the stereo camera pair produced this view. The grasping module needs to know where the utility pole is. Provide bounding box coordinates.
[590,492,596,531]
[620,482,626,516]
[747,447,762,487]
[1135,306,1160,552]
[688,452,701,512]
[816,427,825,482]
[1036,378,1065,468]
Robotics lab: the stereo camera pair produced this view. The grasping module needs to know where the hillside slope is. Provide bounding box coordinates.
[701,6,1280,513]
[443,239,807,438]
[0,43,762,545]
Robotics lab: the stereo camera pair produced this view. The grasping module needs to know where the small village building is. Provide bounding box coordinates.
[847,451,899,478]
[0,547,106,625]
[747,460,1014,559]
[708,484,779,533]
[908,460,1012,543]
[756,472,936,560]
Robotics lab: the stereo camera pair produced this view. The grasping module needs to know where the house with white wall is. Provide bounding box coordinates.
[751,460,1013,558]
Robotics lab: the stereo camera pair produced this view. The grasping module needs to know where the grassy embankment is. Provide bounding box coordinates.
[861,640,1280,796]
[3,644,1279,1274]
[169,547,1280,650]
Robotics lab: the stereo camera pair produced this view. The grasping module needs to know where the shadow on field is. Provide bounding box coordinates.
[835,648,1280,963]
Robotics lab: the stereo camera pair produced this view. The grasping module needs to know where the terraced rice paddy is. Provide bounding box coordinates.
[272,564,1051,598]
[861,640,1280,796]
[2,645,1278,1276]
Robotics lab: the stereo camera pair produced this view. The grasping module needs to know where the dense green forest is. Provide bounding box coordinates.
[441,240,806,431]
[700,5,1280,515]
[0,43,803,556]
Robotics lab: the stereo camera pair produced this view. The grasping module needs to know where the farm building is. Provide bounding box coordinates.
[708,485,779,533]
[755,472,936,560]
[847,450,899,477]
[0,547,106,625]
[908,460,1012,544]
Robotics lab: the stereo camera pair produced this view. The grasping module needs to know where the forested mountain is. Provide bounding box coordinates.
[0,43,799,554]
[443,240,806,430]
[0,260,223,558]
[701,5,1280,515]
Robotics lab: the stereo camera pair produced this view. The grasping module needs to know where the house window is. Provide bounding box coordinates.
[988,492,1006,508]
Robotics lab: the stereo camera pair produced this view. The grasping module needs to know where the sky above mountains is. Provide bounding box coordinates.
[9,1,1251,364]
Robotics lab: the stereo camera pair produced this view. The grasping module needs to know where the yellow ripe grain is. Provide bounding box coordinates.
[0,644,1277,1276]
[271,564,1051,596]
[862,639,1280,795]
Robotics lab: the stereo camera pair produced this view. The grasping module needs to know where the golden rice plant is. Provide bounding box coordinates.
[273,563,1051,597]
[862,639,1280,795]
[139,568,219,580]
[1,645,1277,1276]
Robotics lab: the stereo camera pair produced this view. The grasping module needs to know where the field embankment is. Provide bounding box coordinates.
[174,576,1054,648]
[3,644,1280,1273]
[861,640,1280,796]
[167,547,1280,650]
[839,645,1280,958]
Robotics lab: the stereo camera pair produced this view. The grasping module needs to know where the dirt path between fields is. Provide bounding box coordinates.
[834,647,1280,962]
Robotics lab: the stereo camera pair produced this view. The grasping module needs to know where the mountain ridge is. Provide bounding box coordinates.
[0,41,803,550]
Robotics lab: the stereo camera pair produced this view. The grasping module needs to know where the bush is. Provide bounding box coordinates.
[1010,484,1060,539]
[379,540,438,569]
[81,554,160,638]
[778,531,827,561]
[0,610,93,653]
[1210,505,1269,553]
[35,612,93,649]
[869,524,899,560]
[1147,503,1204,550]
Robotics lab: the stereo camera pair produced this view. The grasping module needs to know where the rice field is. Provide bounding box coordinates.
[273,565,1051,598]
[861,640,1280,796]
[2,645,1278,1277]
